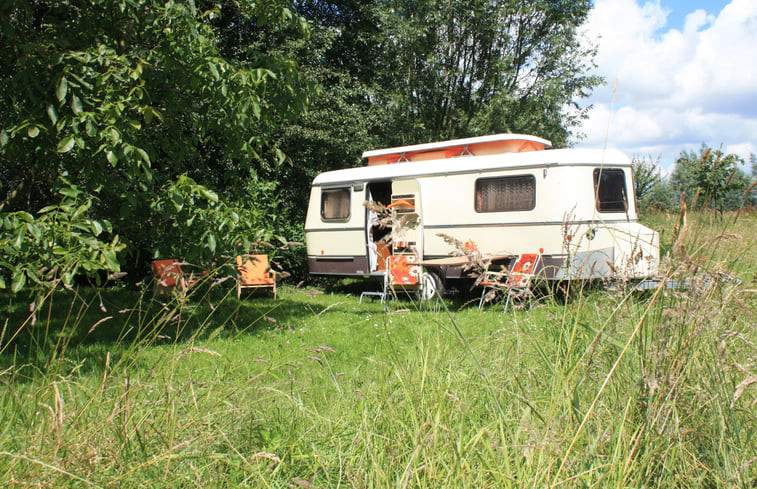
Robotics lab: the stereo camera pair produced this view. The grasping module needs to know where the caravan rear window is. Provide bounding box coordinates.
[475,175,535,212]
[321,188,351,220]
[593,168,628,212]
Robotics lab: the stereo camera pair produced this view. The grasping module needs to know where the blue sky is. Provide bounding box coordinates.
[578,0,755,173]
[660,0,726,29]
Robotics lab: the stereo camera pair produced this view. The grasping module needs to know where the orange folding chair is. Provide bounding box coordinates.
[479,252,541,312]
[151,259,186,296]
[236,255,277,299]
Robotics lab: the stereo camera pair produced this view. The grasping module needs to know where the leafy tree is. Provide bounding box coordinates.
[632,155,662,210]
[369,0,601,147]
[671,144,748,211]
[292,0,601,149]
[0,0,312,288]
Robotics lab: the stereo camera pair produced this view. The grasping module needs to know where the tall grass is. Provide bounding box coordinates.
[1,211,755,488]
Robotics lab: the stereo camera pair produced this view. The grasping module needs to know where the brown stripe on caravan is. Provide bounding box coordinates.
[308,256,370,275]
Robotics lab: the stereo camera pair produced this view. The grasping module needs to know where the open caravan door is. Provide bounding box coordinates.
[365,179,427,291]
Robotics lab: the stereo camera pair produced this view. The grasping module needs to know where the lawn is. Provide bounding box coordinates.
[1,211,755,488]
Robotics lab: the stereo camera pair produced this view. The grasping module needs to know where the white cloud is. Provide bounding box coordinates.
[575,0,757,171]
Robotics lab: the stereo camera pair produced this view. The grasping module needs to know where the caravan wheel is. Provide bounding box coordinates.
[419,271,444,302]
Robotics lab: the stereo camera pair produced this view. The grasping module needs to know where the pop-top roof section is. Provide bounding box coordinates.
[362,133,552,166]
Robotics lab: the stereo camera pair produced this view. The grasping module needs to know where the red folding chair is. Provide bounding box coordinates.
[479,252,542,312]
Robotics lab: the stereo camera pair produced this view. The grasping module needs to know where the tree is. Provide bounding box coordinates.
[671,144,748,211]
[290,0,601,151]
[0,0,312,289]
[632,155,662,210]
[369,0,601,147]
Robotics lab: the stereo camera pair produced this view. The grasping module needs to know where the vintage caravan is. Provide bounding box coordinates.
[305,134,660,297]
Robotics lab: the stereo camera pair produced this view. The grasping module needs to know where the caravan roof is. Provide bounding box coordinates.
[313,147,631,186]
[363,133,552,161]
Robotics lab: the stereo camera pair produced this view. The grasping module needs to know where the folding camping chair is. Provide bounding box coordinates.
[151,259,187,296]
[359,254,422,308]
[478,252,541,312]
[236,254,277,299]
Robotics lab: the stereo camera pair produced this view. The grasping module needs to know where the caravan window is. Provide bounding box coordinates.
[321,188,351,220]
[593,169,628,212]
[475,175,535,212]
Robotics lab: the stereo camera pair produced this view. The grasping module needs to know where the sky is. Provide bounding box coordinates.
[575,0,757,174]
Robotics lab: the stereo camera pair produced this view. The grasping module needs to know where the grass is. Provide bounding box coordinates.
[1,210,755,488]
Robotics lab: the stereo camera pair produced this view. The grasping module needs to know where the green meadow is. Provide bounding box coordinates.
[1,211,755,488]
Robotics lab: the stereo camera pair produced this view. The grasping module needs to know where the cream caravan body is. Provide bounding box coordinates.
[305,134,660,287]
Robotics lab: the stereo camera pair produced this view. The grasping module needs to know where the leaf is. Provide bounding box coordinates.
[27,126,40,138]
[59,186,80,198]
[207,233,217,253]
[275,147,287,165]
[200,188,218,202]
[0,276,5,289]
[72,95,83,114]
[170,193,185,212]
[143,107,153,124]
[26,222,42,240]
[11,271,26,293]
[0,130,8,147]
[57,77,68,102]
[106,150,118,166]
[136,148,151,165]
[57,135,75,153]
[208,63,219,81]
[12,226,25,248]
[250,100,261,119]
[102,250,120,271]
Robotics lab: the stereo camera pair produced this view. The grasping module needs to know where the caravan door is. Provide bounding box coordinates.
[366,181,392,274]
[365,179,424,274]
[389,179,422,258]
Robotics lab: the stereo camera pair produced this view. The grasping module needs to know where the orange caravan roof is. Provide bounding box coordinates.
[362,133,552,166]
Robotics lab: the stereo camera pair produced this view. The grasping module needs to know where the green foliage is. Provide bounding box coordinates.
[303,0,602,148]
[671,144,749,210]
[632,155,663,211]
[642,179,677,211]
[1,0,605,288]
[0,182,124,292]
[149,175,281,264]
[0,0,312,283]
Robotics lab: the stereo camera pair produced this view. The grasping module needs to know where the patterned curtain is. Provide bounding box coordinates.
[476,176,535,212]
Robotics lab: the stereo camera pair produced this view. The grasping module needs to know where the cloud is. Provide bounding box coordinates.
[575,0,757,170]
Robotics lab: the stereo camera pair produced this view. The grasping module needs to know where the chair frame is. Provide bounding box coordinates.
[478,253,542,312]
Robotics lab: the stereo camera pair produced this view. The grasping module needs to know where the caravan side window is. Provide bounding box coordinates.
[475,175,535,212]
[593,169,628,212]
[321,187,351,220]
